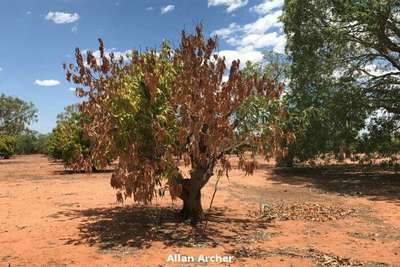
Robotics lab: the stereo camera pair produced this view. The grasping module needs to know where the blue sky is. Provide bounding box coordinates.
[0,0,284,133]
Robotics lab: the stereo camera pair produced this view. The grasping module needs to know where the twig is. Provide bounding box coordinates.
[203,175,222,230]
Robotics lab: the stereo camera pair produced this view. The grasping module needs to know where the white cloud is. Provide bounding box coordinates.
[146,7,154,11]
[208,0,248,13]
[218,49,263,69]
[45,11,79,24]
[272,35,286,54]
[161,5,175,14]
[243,10,282,34]
[93,49,130,62]
[0,67,2,72]
[212,6,286,55]
[250,0,284,15]
[69,87,76,91]
[229,32,286,53]
[212,9,283,40]
[82,48,131,65]
[212,23,241,38]
[34,79,60,87]
[26,11,32,15]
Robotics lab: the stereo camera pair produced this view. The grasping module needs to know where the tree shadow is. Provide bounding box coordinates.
[53,205,272,251]
[270,165,400,204]
[53,169,114,175]
[0,160,29,165]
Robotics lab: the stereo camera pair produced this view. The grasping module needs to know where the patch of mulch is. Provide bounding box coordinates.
[307,248,364,266]
[258,202,356,222]
[227,247,389,266]
[227,246,303,260]
[306,248,389,267]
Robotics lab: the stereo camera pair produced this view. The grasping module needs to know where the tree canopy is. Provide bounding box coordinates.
[0,94,38,159]
[14,130,49,155]
[279,0,400,164]
[46,105,106,171]
[282,0,400,114]
[0,94,37,136]
[0,135,16,159]
[65,25,288,222]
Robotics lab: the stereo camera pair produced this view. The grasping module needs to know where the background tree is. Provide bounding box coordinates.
[14,130,49,155]
[46,105,105,171]
[241,51,290,86]
[0,94,37,159]
[282,0,400,114]
[0,94,37,136]
[280,83,371,165]
[236,50,367,166]
[239,52,297,165]
[279,0,398,164]
[357,111,400,157]
[0,135,16,159]
[65,26,288,222]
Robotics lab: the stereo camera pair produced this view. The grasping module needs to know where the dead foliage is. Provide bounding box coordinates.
[64,24,289,221]
[257,202,356,222]
[228,246,389,266]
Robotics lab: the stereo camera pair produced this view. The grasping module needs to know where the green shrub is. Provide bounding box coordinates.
[15,131,50,155]
[0,135,16,159]
[47,105,111,171]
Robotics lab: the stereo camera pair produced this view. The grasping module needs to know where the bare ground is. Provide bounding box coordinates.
[0,155,399,267]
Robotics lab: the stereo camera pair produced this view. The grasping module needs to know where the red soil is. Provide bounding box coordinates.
[1,155,399,266]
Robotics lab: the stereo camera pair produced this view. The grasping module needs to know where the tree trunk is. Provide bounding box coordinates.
[179,187,203,224]
[173,166,212,224]
[171,159,214,224]
[276,154,294,167]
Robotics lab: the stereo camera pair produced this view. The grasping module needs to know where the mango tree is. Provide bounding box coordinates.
[65,26,288,222]
[47,105,108,171]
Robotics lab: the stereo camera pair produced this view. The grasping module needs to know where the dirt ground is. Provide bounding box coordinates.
[1,155,399,267]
